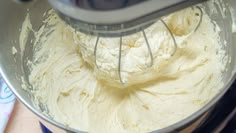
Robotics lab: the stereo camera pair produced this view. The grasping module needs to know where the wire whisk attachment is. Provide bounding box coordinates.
[94,6,203,85]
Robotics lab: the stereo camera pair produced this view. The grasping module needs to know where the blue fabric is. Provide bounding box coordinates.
[0,76,16,133]
[40,122,53,133]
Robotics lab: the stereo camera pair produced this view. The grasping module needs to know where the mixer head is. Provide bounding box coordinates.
[48,0,207,37]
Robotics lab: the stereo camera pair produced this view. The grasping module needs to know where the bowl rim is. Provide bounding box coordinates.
[1,0,236,131]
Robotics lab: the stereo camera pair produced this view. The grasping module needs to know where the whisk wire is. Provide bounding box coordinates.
[142,30,154,67]
[118,36,125,84]
[194,6,203,32]
[94,36,100,68]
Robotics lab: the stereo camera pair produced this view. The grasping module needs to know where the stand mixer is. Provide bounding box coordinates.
[16,0,207,84]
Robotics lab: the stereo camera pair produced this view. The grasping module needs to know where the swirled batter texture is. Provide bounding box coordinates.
[25,7,227,133]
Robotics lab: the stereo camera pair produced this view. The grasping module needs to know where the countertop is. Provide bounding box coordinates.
[4,100,65,133]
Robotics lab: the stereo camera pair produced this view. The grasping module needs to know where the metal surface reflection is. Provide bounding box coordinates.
[70,0,145,10]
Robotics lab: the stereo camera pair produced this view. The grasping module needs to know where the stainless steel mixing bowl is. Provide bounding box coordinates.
[0,0,236,132]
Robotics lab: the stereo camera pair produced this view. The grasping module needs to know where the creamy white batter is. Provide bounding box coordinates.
[24,6,227,133]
